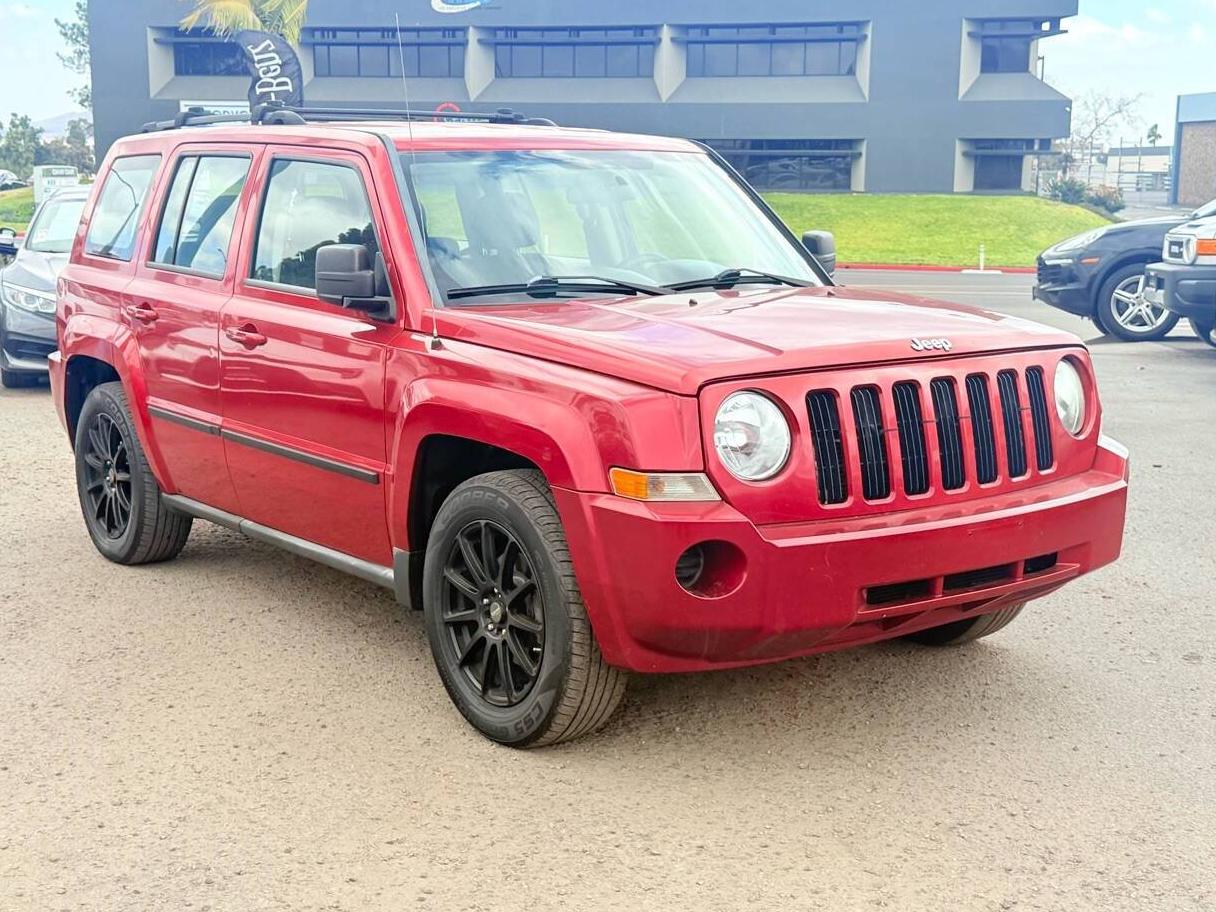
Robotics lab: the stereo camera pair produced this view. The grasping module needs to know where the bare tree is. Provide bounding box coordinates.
[1064,91,1143,184]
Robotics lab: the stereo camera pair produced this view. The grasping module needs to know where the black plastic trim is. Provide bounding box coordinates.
[220,428,380,484]
[147,405,220,436]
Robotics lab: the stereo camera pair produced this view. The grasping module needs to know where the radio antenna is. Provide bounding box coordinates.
[394,13,441,348]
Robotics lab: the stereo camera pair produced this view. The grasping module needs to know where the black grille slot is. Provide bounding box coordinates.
[996,370,1028,478]
[850,386,890,501]
[1025,367,1055,471]
[930,378,966,490]
[892,382,930,495]
[1025,552,1059,575]
[966,374,998,484]
[944,563,1016,592]
[866,579,933,607]
[807,390,848,505]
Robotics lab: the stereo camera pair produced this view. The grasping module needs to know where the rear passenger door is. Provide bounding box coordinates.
[219,148,396,566]
[128,145,261,514]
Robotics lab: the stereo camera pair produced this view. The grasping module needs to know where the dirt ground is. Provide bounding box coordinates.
[1,273,1213,911]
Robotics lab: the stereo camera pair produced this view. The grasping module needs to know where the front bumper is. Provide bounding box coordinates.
[1033,257,1093,317]
[556,439,1129,673]
[1144,261,1216,324]
[0,304,55,375]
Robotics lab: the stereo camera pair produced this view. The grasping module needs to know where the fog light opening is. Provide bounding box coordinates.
[674,541,746,599]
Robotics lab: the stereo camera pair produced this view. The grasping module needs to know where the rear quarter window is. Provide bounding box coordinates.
[84,154,162,262]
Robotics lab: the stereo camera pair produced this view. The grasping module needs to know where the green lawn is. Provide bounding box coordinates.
[763,193,1111,268]
[0,186,35,232]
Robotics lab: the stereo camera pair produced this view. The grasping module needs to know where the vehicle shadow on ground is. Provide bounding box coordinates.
[164,522,1088,766]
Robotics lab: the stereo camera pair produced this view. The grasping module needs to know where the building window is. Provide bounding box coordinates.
[310,28,465,78]
[685,24,863,78]
[968,139,1042,191]
[489,28,658,78]
[975,19,1062,73]
[172,36,247,76]
[702,139,860,191]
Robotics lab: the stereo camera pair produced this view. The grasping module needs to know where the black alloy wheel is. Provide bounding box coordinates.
[440,519,545,708]
[81,412,133,539]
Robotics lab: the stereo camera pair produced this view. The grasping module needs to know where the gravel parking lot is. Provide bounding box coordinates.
[2,271,1213,911]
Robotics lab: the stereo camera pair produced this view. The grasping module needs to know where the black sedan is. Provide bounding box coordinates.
[1034,198,1216,341]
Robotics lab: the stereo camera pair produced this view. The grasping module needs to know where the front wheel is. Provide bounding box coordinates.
[423,470,626,747]
[903,603,1025,647]
[74,382,192,564]
[1095,265,1179,342]
[1188,318,1216,348]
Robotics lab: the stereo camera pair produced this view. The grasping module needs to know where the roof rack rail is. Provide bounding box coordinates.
[142,103,557,133]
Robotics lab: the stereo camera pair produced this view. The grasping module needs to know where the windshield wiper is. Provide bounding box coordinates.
[447,274,674,301]
[668,268,814,292]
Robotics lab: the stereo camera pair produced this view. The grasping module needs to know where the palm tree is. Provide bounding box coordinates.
[180,0,310,43]
[1146,124,1162,147]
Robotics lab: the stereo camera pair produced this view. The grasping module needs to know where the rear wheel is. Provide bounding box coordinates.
[74,382,192,564]
[1095,264,1178,341]
[423,469,626,747]
[903,603,1025,647]
[1188,318,1216,348]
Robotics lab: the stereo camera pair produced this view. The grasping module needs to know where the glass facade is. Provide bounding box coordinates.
[311,28,465,78]
[975,19,1060,73]
[490,28,658,78]
[703,139,859,191]
[685,24,862,78]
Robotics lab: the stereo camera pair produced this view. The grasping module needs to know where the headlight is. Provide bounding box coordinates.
[713,391,791,481]
[1050,227,1107,255]
[1053,359,1086,436]
[1,282,56,315]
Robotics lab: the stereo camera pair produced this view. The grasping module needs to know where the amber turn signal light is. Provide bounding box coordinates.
[609,468,720,502]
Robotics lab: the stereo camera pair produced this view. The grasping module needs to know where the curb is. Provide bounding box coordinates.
[838,262,1037,275]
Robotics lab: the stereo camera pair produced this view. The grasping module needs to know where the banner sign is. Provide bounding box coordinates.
[431,0,495,12]
[235,29,305,110]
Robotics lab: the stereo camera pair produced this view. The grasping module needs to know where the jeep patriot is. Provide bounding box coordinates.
[51,108,1129,746]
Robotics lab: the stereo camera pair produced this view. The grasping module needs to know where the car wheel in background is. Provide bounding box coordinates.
[1095,264,1179,341]
[74,382,193,564]
[902,603,1025,647]
[1187,318,1216,349]
[423,469,627,747]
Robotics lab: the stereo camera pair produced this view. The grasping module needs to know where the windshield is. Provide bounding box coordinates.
[25,194,87,254]
[401,149,820,303]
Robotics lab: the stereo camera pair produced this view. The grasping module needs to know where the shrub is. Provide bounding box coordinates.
[1045,177,1088,205]
[1086,185,1125,214]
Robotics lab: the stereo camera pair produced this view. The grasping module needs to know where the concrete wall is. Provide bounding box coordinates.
[1177,122,1216,208]
[89,0,1076,193]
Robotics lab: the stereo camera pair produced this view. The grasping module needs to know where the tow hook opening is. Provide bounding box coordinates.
[675,541,746,599]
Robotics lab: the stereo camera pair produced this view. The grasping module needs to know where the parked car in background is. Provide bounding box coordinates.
[1144,216,1216,349]
[0,169,27,191]
[0,187,89,387]
[1034,198,1216,341]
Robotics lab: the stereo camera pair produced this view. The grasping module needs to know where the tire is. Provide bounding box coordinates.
[903,603,1025,647]
[423,469,626,747]
[74,381,192,565]
[1188,318,1216,349]
[1095,264,1179,341]
[1,368,40,389]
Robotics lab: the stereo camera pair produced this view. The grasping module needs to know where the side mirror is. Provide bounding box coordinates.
[315,244,393,319]
[0,227,18,258]
[802,230,837,278]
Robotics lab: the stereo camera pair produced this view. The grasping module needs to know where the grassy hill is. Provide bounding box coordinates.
[764,193,1111,268]
[0,187,35,232]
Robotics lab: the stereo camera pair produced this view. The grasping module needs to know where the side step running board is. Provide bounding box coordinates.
[162,493,398,593]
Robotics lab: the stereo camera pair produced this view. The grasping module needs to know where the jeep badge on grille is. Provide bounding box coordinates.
[910,337,953,352]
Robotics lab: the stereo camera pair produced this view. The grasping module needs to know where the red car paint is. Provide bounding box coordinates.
[51,122,1128,673]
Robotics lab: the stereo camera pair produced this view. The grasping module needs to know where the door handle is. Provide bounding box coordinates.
[123,303,159,324]
[225,323,268,349]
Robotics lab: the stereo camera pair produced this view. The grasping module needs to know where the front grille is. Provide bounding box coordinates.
[806,390,848,505]
[1025,367,1055,471]
[1037,261,1068,286]
[850,386,890,501]
[805,363,1059,506]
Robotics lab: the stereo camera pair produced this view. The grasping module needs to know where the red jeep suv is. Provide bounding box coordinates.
[51,108,1129,746]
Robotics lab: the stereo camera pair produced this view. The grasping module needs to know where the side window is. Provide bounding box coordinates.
[251,159,379,292]
[84,155,162,261]
[152,155,251,277]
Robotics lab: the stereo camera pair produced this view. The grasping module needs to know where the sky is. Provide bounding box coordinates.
[1,0,1214,141]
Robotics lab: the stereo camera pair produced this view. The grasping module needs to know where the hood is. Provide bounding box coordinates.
[434,285,1081,395]
[0,248,69,292]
